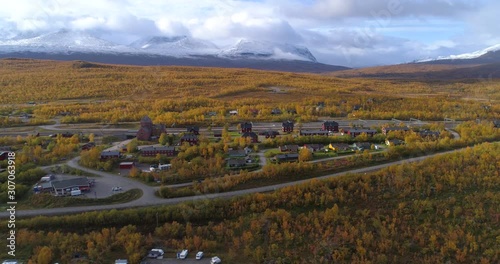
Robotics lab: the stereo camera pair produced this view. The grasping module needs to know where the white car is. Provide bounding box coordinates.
[195,251,204,260]
[112,187,123,192]
[211,256,221,264]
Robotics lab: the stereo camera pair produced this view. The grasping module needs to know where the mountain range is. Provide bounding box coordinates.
[0,30,345,73]
[1,29,499,75]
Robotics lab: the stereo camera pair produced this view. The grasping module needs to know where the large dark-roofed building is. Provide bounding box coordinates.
[52,177,91,195]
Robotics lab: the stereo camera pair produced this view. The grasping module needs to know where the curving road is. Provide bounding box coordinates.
[0,146,477,218]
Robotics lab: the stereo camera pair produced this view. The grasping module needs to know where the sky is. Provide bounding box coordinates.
[0,0,498,67]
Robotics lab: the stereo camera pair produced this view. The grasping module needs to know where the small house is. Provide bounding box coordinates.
[304,144,324,152]
[279,145,299,153]
[282,121,294,133]
[240,122,253,133]
[119,162,135,169]
[274,153,299,163]
[228,149,246,158]
[227,159,247,168]
[180,134,199,145]
[100,151,120,160]
[322,121,339,132]
[186,126,200,135]
[353,142,372,151]
[241,132,258,143]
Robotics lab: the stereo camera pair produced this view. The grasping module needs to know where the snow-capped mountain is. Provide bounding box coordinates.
[129,36,219,56]
[418,44,500,64]
[0,29,130,53]
[220,39,317,62]
[0,30,348,73]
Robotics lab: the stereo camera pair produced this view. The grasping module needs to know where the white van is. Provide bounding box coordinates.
[211,256,221,264]
[178,249,188,259]
[71,189,82,196]
[158,164,171,171]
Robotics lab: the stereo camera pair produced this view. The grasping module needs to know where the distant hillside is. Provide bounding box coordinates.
[332,63,500,80]
[0,51,349,73]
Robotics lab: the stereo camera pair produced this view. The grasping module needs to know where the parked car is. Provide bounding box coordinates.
[195,251,204,260]
[211,256,221,264]
[178,249,188,259]
[112,187,123,192]
[147,248,164,259]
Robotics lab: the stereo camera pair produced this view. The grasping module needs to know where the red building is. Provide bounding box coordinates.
[140,146,176,157]
[341,128,377,137]
[241,132,259,143]
[322,121,339,132]
[0,152,8,161]
[181,134,199,145]
[119,162,135,169]
[282,121,294,133]
[136,116,167,141]
[240,122,253,133]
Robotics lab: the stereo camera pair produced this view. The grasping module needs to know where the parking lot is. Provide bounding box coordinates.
[41,172,132,199]
[142,259,210,264]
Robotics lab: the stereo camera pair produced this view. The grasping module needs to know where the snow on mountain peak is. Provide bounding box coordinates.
[419,44,500,62]
[129,36,219,56]
[0,30,320,63]
[220,39,317,62]
[0,30,127,53]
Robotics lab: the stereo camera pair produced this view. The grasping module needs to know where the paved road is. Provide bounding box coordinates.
[0,147,475,218]
[0,119,445,137]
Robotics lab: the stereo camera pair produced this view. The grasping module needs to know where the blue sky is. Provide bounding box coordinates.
[0,0,498,67]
